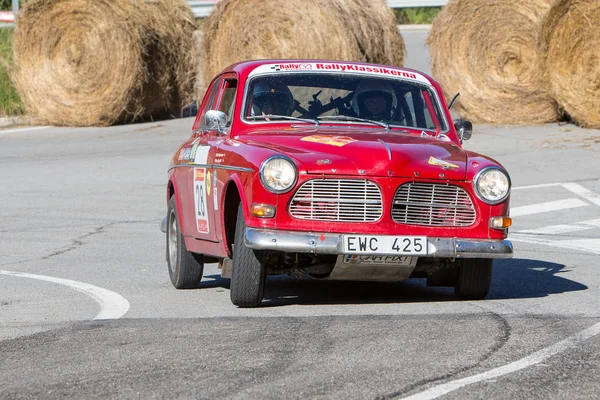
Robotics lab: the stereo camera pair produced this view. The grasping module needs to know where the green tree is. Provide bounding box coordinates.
[0,0,11,12]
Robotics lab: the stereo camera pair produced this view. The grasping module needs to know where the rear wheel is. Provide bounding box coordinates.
[166,196,204,288]
[230,204,265,307]
[454,259,493,300]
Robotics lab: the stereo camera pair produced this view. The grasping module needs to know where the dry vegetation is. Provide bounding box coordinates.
[543,0,600,129]
[428,0,559,124]
[12,0,196,126]
[199,0,405,96]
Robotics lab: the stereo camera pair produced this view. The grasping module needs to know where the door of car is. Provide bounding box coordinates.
[178,77,222,243]
[201,75,238,244]
[186,74,238,244]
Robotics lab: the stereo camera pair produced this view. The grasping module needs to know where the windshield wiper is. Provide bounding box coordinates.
[316,115,389,130]
[247,115,319,125]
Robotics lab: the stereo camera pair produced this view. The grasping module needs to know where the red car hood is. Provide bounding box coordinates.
[242,127,467,180]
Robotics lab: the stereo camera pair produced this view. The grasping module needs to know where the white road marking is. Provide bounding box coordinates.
[517,224,594,235]
[401,322,600,400]
[510,198,588,217]
[562,182,600,207]
[509,234,600,256]
[516,218,600,235]
[402,184,600,400]
[0,126,50,135]
[512,182,563,190]
[0,270,130,320]
[581,219,600,227]
[549,238,600,255]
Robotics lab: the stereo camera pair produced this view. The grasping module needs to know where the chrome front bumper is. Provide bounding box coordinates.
[244,228,513,259]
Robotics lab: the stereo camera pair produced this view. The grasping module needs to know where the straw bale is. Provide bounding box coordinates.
[320,0,405,66]
[200,0,405,87]
[193,30,206,102]
[428,0,558,124]
[12,0,196,127]
[543,0,600,128]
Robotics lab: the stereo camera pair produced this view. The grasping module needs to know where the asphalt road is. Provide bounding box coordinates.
[1,28,600,399]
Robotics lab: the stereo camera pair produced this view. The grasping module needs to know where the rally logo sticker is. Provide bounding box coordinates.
[343,255,417,267]
[270,63,313,71]
[250,62,429,84]
[301,135,357,147]
[193,168,210,234]
[428,156,459,170]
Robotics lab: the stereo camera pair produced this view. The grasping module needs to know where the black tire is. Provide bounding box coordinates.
[454,259,493,300]
[166,196,204,289]
[230,204,265,307]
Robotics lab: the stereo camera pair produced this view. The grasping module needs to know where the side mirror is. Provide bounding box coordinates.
[204,110,227,134]
[454,119,472,143]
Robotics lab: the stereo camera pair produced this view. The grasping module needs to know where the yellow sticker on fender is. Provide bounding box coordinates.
[301,135,357,147]
[428,156,459,170]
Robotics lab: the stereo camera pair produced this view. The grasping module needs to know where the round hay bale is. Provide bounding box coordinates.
[543,0,600,128]
[193,30,206,102]
[428,0,559,124]
[319,0,405,66]
[12,0,196,127]
[201,0,405,86]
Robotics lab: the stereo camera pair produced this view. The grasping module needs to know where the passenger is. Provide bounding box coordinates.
[352,80,397,121]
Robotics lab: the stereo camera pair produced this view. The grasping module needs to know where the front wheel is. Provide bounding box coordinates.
[166,196,204,289]
[454,259,493,300]
[230,204,265,307]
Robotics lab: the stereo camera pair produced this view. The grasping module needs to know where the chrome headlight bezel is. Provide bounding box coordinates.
[473,167,511,205]
[259,155,298,194]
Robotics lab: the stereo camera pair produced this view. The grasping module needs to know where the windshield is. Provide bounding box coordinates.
[243,73,447,131]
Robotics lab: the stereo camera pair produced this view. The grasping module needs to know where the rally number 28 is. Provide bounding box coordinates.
[196,183,205,217]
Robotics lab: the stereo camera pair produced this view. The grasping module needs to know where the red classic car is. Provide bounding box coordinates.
[161,60,513,307]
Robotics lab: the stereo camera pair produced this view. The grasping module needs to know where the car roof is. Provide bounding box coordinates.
[219,59,436,86]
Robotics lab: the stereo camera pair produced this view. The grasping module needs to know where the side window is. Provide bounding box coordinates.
[193,79,221,131]
[218,79,237,127]
[404,89,436,130]
[403,92,417,126]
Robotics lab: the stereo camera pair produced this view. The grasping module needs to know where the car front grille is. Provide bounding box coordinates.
[289,179,382,222]
[391,183,476,226]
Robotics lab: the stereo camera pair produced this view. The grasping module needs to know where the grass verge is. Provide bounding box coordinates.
[394,7,441,25]
[0,27,25,116]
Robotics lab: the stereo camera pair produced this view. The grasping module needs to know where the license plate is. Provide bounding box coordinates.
[343,235,428,255]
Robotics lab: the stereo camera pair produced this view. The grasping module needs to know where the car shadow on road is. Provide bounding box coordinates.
[487,258,587,300]
[257,258,587,307]
[199,274,230,289]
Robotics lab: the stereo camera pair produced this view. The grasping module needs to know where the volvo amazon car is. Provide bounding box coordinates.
[161,60,513,307]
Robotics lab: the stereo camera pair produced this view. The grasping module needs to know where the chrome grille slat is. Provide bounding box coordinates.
[290,179,382,222]
[392,183,476,226]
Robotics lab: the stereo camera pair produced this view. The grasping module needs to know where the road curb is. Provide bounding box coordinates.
[0,115,39,129]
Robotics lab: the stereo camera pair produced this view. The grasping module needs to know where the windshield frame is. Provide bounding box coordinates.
[240,71,450,134]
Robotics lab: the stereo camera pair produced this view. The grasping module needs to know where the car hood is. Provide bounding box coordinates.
[241,127,467,180]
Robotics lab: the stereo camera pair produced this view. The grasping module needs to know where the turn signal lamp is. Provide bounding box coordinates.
[252,203,276,218]
[490,216,512,229]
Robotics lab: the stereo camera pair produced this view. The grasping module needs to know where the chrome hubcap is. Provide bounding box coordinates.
[168,209,178,268]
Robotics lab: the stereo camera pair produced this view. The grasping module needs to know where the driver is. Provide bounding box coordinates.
[250,81,294,118]
[352,80,397,121]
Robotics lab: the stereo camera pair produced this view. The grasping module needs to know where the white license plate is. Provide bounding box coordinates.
[343,235,428,255]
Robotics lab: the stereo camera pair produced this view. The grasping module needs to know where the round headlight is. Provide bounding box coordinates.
[474,167,511,204]
[260,156,298,193]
